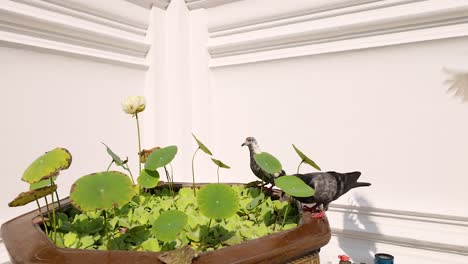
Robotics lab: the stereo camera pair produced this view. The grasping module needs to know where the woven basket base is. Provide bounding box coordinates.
[287,252,320,264]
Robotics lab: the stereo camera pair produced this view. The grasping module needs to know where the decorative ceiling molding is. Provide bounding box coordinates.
[207,0,386,34]
[209,0,422,37]
[208,0,468,68]
[125,0,171,10]
[40,0,149,30]
[0,0,150,69]
[14,0,147,35]
[185,0,243,10]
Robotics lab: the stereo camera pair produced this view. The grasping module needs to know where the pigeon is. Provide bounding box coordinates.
[241,137,286,186]
[292,171,370,218]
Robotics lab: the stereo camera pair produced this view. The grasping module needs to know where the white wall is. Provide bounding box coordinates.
[0,0,149,226]
[1,0,468,263]
[198,0,468,263]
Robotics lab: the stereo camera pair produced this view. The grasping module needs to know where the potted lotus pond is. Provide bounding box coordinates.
[1,97,331,264]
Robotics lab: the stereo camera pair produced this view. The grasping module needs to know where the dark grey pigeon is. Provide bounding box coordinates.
[241,137,286,185]
[293,171,370,214]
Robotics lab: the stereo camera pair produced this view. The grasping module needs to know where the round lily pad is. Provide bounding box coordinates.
[292,144,321,171]
[254,152,282,174]
[151,210,188,242]
[8,185,57,207]
[197,184,239,219]
[145,145,178,170]
[22,148,72,184]
[70,171,134,211]
[137,169,160,189]
[275,176,315,197]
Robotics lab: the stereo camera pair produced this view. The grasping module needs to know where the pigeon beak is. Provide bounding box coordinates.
[241,142,246,147]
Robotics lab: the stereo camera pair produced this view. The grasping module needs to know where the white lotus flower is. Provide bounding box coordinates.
[122,96,146,115]
[444,68,468,101]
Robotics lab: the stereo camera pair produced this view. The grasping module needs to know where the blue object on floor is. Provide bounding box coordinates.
[374,253,394,264]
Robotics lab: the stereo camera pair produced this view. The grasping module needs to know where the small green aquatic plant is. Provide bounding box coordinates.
[292,144,321,173]
[191,133,213,196]
[210,158,230,183]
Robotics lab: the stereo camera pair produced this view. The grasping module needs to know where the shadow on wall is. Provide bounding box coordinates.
[444,68,468,102]
[338,195,379,264]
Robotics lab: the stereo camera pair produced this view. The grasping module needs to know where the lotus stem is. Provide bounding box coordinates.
[191,147,200,196]
[207,218,212,232]
[44,196,52,234]
[50,177,61,209]
[49,178,57,243]
[217,166,220,183]
[103,210,109,249]
[135,113,142,177]
[164,166,174,197]
[123,163,136,185]
[106,160,113,171]
[54,191,61,210]
[169,163,174,182]
[34,196,48,236]
[296,160,304,174]
[281,205,289,228]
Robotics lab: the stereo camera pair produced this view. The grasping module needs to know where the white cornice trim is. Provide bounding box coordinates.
[14,0,147,35]
[185,0,242,10]
[326,204,468,256]
[42,0,148,30]
[331,228,468,256]
[209,0,422,36]
[126,0,171,10]
[208,0,468,68]
[0,0,150,69]
[329,204,468,227]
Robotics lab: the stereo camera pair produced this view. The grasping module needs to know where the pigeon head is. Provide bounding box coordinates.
[241,137,261,153]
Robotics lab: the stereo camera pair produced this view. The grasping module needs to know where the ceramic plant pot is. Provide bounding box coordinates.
[1,183,331,264]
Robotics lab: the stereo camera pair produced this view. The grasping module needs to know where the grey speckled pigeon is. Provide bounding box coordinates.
[241,137,286,185]
[293,171,370,218]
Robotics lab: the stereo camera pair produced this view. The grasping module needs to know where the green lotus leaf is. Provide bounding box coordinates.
[246,192,264,210]
[70,171,134,211]
[210,158,230,169]
[22,148,72,184]
[197,184,239,219]
[274,176,315,197]
[254,152,282,174]
[137,169,160,189]
[145,145,178,170]
[29,176,57,190]
[141,238,160,252]
[191,133,213,155]
[102,143,125,165]
[8,185,57,207]
[292,144,321,171]
[151,210,188,242]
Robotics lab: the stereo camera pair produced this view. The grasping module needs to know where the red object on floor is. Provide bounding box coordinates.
[338,255,350,261]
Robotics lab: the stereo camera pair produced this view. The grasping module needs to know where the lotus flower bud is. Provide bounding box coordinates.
[122,96,146,115]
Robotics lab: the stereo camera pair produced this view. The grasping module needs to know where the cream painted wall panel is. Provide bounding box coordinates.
[210,36,468,218]
[0,46,146,225]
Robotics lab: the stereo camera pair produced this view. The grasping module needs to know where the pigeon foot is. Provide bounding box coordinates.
[311,210,326,219]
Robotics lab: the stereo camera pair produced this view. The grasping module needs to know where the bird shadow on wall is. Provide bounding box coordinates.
[337,195,379,264]
[444,68,468,102]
